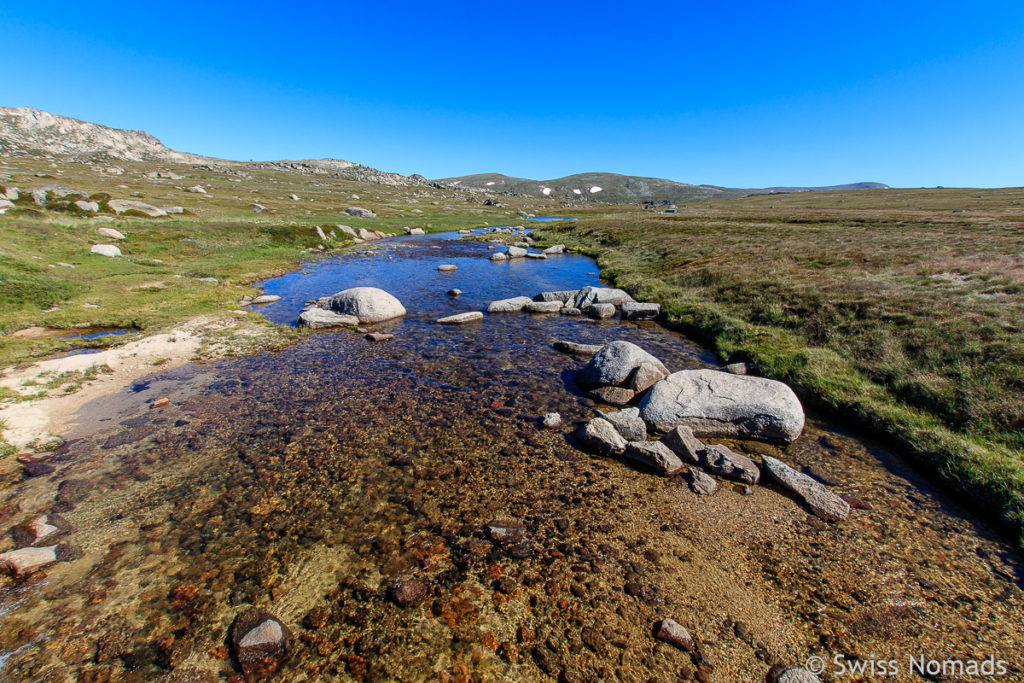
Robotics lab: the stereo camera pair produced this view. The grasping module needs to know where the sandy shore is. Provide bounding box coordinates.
[0,315,278,457]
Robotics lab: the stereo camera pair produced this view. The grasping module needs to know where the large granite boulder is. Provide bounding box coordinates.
[326,287,406,323]
[639,369,805,442]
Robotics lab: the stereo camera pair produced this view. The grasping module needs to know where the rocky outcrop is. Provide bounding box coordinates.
[345,207,376,218]
[639,369,804,442]
[761,456,850,521]
[326,287,406,323]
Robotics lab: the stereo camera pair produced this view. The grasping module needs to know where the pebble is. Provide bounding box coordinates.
[654,618,694,651]
[542,413,563,429]
[365,333,394,342]
[229,609,293,678]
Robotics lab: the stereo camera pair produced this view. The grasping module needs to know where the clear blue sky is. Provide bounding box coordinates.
[2,1,1022,187]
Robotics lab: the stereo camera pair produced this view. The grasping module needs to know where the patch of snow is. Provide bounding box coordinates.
[485,181,496,186]
[590,186,603,193]
[572,188,582,195]
[541,187,552,196]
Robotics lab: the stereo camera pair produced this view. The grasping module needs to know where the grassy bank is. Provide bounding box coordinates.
[534,188,1024,543]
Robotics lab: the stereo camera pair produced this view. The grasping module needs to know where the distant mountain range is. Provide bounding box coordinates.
[439,172,889,204]
[0,106,889,202]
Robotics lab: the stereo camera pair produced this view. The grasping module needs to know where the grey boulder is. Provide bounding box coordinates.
[505,246,527,259]
[621,302,661,320]
[702,444,760,484]
[525,301,563,313]
[662,426,704,465]
[535,290,578,303]
[576,341,669,390]
[326,287,407,323]
[486,296,533,313]
[571,286,635,309]
[345,207,376,218]
[639,369,805,442]
[599,407,647,442]
[624,440,683,475]
[587,303,616,319]
[542,244,566,254]
[437,311,483,324]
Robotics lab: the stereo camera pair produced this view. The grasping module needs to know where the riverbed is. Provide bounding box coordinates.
[0,228,1020,681]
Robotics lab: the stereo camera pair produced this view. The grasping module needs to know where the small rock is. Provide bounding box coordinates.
[11,514,67,547]
[90,244,121,257]
[560,307,582,316]
[535,290,578,303]
[437,264,457,272]
[626,362,665,393]
[251,294,281,305]
[599,407,646,441]
[542,244,566,254]
[151,397,171,408]
[409,227,425,235]
[436,312,483,324]
[97,227,125,240]
[108,199,167,217]
[662,426,704,465]
[620,302,660,320]
[22,462,55,477]
[654,618,694,651]
[187,185,206,194]
[542,413,563,429]
[775,668,822,683]
[840,494,871,510]
[447,289,462,297]
[702,444,761,484]
[525,252,547,260]
[75,200,99,213]
[289,194,299,200]
[505,246,527,259]
[624,441,684,475]
[489,252,508,262]
[722,362,750,375]
[576,341,668,389]
[229,609,293,678]
[345,207,376,218]
[388,579,429,606]
[587,303,616,319]
[365,333,395,342]
[686,468,719,495]
[587,386,636,406]
[575,418,628,457]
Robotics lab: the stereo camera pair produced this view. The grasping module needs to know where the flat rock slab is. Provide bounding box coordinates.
[487,296,533,313]
[624,440,684,475]
[553,340,602,357]
[327,287,406,323]
[587,386,636,406]
[251,294,280,305]
[621,302,661,320]
[587,303,616,319]
[437,264,457,271]
[572,286,635,309]
[365,332,395,342]
[575,418,627,457]
[525,301,563,313]
[437,312,483,324]
[535,290,578,303]
[230,609,293,678]
[762,455,850,521]
[702,444,760,484]
[297,308,359,329]
[0,545,59,577]
[525,252,547,260]
[108,199,166,217]
[639,369,805,442]
[97,226,123,239]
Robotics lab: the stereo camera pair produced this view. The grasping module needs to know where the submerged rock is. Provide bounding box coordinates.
[685,468,719,495]
[639,369,805,442]
[575,418,627,457]
[388,579,429,606]
[365,332,395,342]
[553,340,602,357]
[11,514,68,547]
[230,609,293,678]
[654,618,694,651]
[662,426,704,465]
[437,311,483,324]
[624,440,683,475]
[542,413,563,429]
[762,456,850,521]
[587,386,636,406]
[702,444,761,484]
[297,308,359,329]
[0,545,59,578]
[327,287,406,323]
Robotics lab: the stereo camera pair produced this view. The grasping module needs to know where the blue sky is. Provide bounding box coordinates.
[2,1,1022,187]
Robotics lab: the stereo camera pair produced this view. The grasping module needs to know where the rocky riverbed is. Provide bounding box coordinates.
[0,229,1020,681]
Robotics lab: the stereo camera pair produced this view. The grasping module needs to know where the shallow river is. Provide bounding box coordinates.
[0,228,1021,682]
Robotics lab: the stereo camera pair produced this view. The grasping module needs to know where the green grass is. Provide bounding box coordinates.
[533,190,1024,543]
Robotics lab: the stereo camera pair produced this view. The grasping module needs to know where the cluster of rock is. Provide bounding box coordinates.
[334,223,389,243]
[297,286,406,329]
[568,340,848,522]
[0,183,184,218]
[486,286,660,322]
